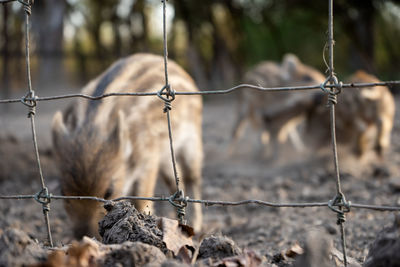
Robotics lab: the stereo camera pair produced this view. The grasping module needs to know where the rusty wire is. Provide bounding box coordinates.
[0,0,399,261]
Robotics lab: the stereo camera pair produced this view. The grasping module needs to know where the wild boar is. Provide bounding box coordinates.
[305,70,395,158]
[52,53,203,238]
[230,54,325,158]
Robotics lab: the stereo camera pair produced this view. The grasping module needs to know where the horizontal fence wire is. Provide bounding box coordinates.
[1,81,400,105]
[1,194,400,211]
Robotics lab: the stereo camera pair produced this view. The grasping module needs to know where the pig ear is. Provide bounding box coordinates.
[281,54,300,81]
[110,110,132,159]
[52,111,70,151]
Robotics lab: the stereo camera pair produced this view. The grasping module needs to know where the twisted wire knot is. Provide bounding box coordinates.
[18,0,33,15]
[327,93,337,106]
[328,192,351,225]
[163,101,172,113]
[320,74,342,106]
[176,204,186,223]
[21,91,37,117]
[34,187,51,212]
[168,190,187,225]
[157,84,175,113]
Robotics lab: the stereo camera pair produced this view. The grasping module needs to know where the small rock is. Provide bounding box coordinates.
[198,235,241,260]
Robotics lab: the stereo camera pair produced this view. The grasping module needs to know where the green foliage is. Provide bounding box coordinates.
[1,0,399,89]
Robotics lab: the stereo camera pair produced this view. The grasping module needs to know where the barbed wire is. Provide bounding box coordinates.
[0,0,399,264]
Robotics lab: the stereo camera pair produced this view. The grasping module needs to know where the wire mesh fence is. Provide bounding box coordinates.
[0,0,399,266]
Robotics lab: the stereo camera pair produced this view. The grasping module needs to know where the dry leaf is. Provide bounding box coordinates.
[177,246,193,264]
[285,243,304,258]
[179,223,195,238]
[159,218,194,255]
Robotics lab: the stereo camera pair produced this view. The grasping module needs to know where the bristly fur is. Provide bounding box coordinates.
[52,53,203,238]
[230,54,326,158]
[305,70,395,158]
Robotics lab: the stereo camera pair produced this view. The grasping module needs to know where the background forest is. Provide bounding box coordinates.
[1,0,400,97]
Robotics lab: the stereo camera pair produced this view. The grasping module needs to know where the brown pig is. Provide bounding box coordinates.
[52,53,203,238]
[230,54,325,158]
[306,70,395,158]
[261,70,395,159]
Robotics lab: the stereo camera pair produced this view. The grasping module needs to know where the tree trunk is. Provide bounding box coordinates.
[2,4,9,98]
[32,0,66,90]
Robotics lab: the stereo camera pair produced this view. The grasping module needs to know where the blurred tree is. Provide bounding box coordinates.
[1,2,24,94]
[130,0,149,52]
[173,0,243,89]
[32,0,67,89]
[282,0,400,77]
[0,0,399,91]
[1,4,9,98]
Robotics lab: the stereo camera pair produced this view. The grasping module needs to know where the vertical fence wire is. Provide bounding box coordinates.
[20,0,53,247]
[326,0,348,265]
[159,0,187,225]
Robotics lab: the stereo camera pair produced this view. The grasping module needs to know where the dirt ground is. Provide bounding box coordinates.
[1,87,400,265]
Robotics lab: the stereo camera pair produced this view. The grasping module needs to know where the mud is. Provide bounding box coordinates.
[102,242,167,267]
[1,92,400,266]
[0,228,47,267]
[99,201,167,254]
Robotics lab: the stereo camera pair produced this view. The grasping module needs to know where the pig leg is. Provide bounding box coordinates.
[356,121,375,159]
[229,109,249,155]
[159,160,184,194]
[160,124,203,232]
[128,155,161,215]
[180,141,203,233]
[376,115,393,157]
[230,102,263,156]
[159,156,186,216]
